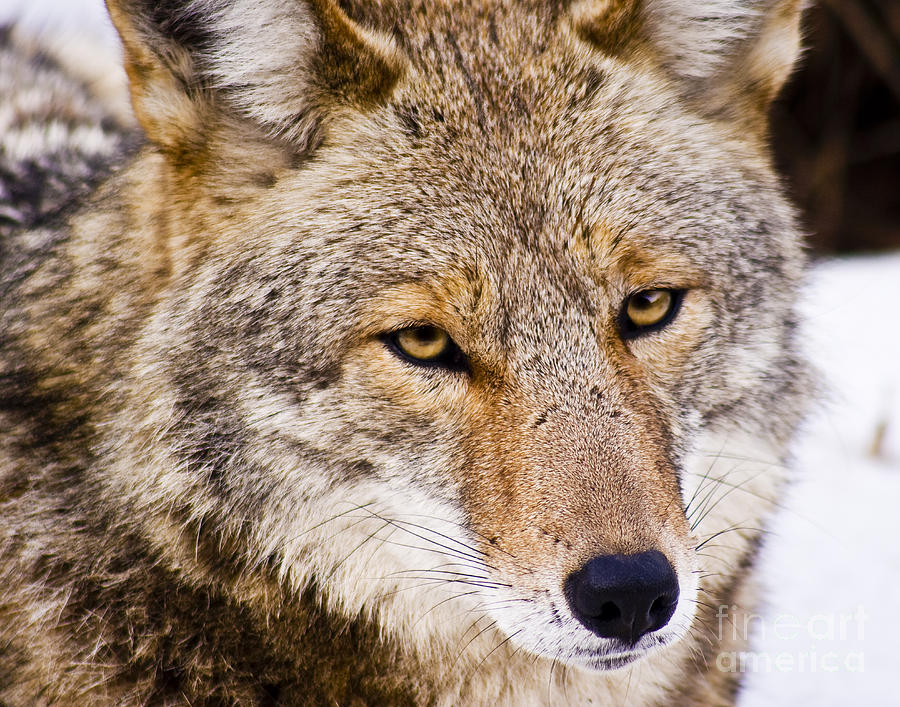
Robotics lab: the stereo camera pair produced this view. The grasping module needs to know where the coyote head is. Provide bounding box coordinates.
[104,0,809,677]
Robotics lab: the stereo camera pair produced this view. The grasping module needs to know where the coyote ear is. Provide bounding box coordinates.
[574,0,804,131]
[105,0,404,155]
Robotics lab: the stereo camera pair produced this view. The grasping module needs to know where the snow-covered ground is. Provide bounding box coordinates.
[3,1,899,703]
[741,254,900,706]
[1,0,118,44]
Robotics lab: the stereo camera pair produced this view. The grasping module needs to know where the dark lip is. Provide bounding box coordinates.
[573,650,643,672]
[566,631,674,671]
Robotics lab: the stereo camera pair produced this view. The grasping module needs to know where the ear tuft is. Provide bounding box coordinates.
[571,0,805,132]
[105,0,405,156]
[641,0,762,80]
[643,0,805,128]
[571,0,644,57]
[309,0,404,108]
[202,0,405,146]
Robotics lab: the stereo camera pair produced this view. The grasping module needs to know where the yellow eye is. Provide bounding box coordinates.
[395,326,450,361]
[620,289,683,337]
[386,325,468,371]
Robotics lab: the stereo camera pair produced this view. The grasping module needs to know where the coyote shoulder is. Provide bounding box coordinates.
[1,1,811,704]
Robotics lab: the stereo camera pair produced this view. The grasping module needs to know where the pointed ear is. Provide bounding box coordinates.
[105,0,405,156]
[573,0,805,133]
[644,0,805,128]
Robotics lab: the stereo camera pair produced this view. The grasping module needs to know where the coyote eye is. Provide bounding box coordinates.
[385,326,468,371]
[619,289,684,338]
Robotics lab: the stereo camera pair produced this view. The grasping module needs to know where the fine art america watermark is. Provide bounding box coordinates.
[714,605,867,674]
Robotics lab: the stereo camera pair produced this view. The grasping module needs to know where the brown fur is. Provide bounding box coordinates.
[1,1,812,703]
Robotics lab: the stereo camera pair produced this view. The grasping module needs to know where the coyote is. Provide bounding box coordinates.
[0,1,811,704]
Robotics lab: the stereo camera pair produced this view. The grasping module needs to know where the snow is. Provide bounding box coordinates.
[0,0,119,45]
[740,254,900,706]
[3,1,899,703]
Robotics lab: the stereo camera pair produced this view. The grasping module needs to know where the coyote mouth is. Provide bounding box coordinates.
[577,651,644,671]
[564,628,679,672]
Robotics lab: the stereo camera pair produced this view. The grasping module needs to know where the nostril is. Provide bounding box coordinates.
[647,593,678,632]
[650,595,671,616]
[597,601,620,623]
[564,550,679,645]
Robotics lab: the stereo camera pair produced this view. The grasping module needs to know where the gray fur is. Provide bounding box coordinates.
[1,1,811,704]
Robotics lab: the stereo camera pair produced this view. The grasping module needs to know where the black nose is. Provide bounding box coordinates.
[564,550,679,645]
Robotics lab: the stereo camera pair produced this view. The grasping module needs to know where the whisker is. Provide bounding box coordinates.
[386,567,492,582]
[322,519,393,582]
[684,437,730,516]
[289,501,379,540]
[689,467,773,531]
[388,512,523,563]
[695,525,768,551]
[382,575,509,590]
[355,507,493,569]
[412,590,482,628]
[686,469,784,515]
[467,628,523,683]
[451,617,498,671]
[547,649,559,705]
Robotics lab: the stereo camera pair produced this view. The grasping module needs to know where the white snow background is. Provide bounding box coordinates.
[3,1,899,703]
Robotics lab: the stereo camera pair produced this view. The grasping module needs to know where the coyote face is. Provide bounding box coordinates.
[0,0,812,703]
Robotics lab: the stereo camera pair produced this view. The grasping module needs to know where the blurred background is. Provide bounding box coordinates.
[771,0,900,255]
